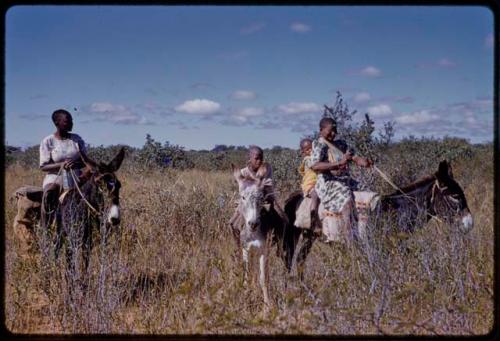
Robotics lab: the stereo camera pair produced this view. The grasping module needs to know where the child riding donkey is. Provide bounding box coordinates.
[229,145,288,244]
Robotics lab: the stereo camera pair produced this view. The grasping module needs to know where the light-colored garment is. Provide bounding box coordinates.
[39,133,86,189]
[240,163,274,200]
[311,137,355,213]
[299,155,317,195]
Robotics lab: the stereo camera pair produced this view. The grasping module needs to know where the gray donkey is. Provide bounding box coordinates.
[231,165,287,308]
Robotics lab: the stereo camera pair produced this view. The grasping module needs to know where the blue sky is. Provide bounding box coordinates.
[5,5,495,150]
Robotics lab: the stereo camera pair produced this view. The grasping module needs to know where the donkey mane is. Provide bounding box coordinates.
[386,175,436,197]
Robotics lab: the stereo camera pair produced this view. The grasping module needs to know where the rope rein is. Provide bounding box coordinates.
[372,165,444,224]
[69,168,100,216]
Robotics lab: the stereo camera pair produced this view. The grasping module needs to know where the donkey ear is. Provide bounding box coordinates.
[231,163,243,182]
[109,147,125,172]
[97,161,108,174]
[78,149,97,171]
[437,160,453,179]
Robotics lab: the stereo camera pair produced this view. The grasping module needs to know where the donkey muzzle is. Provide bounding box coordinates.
[107,205,121,226]
[247,220,260,231]
[461,211,474,233]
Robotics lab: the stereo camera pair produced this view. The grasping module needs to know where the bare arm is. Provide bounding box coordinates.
[40,162,65,172]
[311,153,351,172]
[40,158,86,172]
[352,155,373,168]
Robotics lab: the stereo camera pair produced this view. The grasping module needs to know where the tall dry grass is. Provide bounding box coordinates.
[4,158,494,335]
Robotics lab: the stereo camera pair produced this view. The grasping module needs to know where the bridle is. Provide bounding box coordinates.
[95,172,119,196]
[430,180,462,214]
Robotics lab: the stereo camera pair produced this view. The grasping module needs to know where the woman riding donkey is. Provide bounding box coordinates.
[39,109,94,230]
[308,117,373,240]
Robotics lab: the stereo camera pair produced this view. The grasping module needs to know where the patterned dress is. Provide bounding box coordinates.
[309,137,356,213]
[39,133,86,190]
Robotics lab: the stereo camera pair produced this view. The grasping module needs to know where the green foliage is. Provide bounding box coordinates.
[376,136,476,190]
[322,91,395,163]
[132,134,194,171]
[16,145,40,169]
[5,145,21,167]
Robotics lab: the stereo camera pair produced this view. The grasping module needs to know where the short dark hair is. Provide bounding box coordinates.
[319,117,337,132]
[300,138,312,149]
[52,109,72,124]
[248,145,263,158]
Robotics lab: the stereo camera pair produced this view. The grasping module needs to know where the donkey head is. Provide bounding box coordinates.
[81,148,125,226]
[433,160,473,233]
[232,164,269,231]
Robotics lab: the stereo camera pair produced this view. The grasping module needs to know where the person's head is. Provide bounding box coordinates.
[52,109,73,133]
[319,117,337,142]
[300,138,313,157]
[247,145,264,171]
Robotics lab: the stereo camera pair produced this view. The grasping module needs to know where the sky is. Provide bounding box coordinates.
[5,5,495,150]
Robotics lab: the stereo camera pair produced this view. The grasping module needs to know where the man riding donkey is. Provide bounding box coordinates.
[229,145,289,246]
[299,117,373,241]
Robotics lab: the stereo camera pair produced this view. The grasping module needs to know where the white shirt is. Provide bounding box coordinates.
[39,133,86,189]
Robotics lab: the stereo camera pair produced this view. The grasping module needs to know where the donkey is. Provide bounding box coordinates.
[231,164,287,307]
[380,160,473,233]
[284,160,473,277]
[56,148,125,282]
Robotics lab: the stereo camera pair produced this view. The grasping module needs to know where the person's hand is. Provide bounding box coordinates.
[63,159,76,170]
[356,157,373,168]
[341,152,352,164]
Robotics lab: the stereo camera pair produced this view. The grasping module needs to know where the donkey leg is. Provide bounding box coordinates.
[242,247,249,286]
[82,224,92,279]
[296,230,316,281]
[258,249,270,307]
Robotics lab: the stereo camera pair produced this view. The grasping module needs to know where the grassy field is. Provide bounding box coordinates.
[4,154,494,335]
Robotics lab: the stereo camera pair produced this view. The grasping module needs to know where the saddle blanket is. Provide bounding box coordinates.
[294,191,380,229]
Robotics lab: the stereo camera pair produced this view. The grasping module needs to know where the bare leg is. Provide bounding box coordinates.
[309,190,321,235]
[296,229,317,281]
[342,199,354,241]
[41,184,60,230]
[272,201,289,226]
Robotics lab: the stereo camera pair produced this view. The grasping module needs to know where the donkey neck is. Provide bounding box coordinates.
[387,175,436,199]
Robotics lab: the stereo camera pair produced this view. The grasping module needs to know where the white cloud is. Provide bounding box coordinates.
[230,90,257,100]
[235,107,264,117]
[465,116,477,124]
[175,99,221,115]
[353,92,371,103]
[485,33,494,48]
[367,104,392,117]
[437,58,457,68]
[359,66,382,77]
[395,110,440,124]
[88,102,153,125]
[290,22,311,33]
[90,102,127,113]
[277,102,321,114]
[241,22,266,35]
[224,107,265,125]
